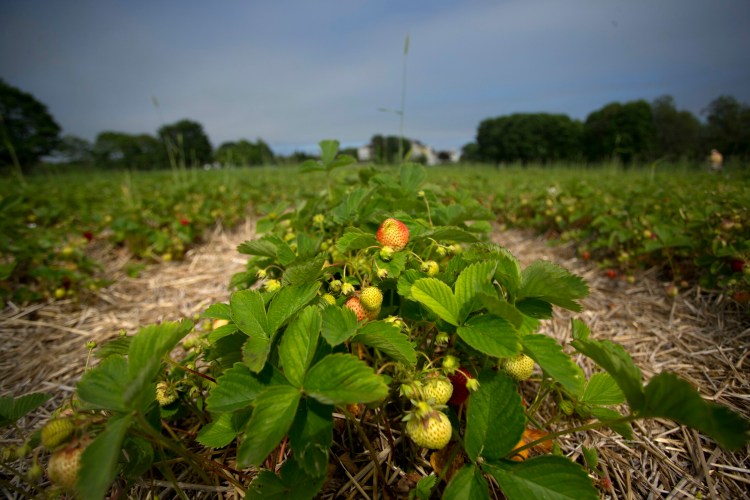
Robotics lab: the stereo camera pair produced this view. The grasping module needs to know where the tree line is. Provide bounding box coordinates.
[2,77,749,172]
[462,95,750,166]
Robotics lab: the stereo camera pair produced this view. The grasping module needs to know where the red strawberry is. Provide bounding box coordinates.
[606,268,617,280]
[180,218,190,226]
[729,259,745,273]
[447,368,474,406]
[82,231,94,242]
[345,296,369,321]
[376,218,410,251]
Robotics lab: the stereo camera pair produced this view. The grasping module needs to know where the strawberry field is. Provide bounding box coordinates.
[1,145,749,499]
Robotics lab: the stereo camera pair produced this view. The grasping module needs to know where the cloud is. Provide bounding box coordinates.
[1,0,749,154]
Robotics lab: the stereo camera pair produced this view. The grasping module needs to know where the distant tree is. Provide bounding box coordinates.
[93,132,166,170]
[583,100,655,164]
[371,134,408,164]
[475,113,582,165]
[702,95,750,161]
[0,79,61,172]
[215,139,274,166]
[461,142,481,162]
[54,134,94,165]
[158,119,213,167]
[650,96,702,161]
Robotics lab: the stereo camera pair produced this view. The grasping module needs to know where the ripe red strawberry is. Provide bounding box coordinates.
[422,375,453,405]
[729,258,745,273]
[503,354,534,381]
[47,445,84,490]
[360,286,383,311]
[447,368,474,406]
[406,403,452,450]
[606,268,618,280]
[41,418,75,450]
[180,218,190,226]
[82,231,94,242]
[345,296,369,321]
[376,218,409,251]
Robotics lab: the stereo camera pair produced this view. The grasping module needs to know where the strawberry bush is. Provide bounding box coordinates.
[487,167,750,301]
[3,144,749,498]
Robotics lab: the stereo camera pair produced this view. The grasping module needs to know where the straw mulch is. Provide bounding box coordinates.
[1,223,748,499]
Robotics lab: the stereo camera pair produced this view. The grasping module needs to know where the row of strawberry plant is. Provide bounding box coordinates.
[0,168,316,306]
[477,166,749,301]
[4,142,747,498]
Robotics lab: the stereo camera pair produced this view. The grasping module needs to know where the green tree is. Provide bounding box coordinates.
[158,119,213,167]
[93,132,166,170]
[702,95,750,162]
[54,134,94,165]
[650,96,702,161]
[475,113,582,165]
[215,139,274,166]
[583,100,655,165]
[0,79,61,172]
[370,134,408,164]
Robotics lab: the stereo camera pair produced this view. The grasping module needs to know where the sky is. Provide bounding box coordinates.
[2,0,749,156]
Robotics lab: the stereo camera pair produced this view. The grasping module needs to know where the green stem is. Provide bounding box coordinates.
[511,415,638,456]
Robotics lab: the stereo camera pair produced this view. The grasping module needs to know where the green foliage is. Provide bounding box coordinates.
[8,140,749,499]
[0,78,61,170]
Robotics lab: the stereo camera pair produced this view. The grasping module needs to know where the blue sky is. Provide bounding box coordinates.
[2,0,749,155]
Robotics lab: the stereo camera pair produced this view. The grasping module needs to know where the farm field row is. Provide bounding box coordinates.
[1,163,748,306]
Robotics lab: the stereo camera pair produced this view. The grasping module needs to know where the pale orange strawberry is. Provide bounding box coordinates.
[344,297,369,321]
[376,218,409,251]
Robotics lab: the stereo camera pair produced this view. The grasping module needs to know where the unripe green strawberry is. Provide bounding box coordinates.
[321,293,336,306]
[421,260,439,276]
[47,446,84,490]
[344,296,369,321]
[406,410,452,450]
[360,287,383,311]
[503,354,535,381]
[559,400,575,416]
[156,381,178,406]
[264,279,281,292]
[422,375,453,405]
[376,218,410,251]
[41,418,75,451]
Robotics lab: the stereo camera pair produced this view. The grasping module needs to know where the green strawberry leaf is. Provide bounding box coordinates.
[463,243,522,299]
[457,314,520,359]
[375,250,408,279]
[582,373,625,406]
[127,320,193,394]
[267,283,321,333]
[200,302,232,321]
[515,297,553,319]
[230,289,269,339]
[288,399,334,478]
[518,260,588,312]
[639,372,750,450]
[400,162,426,194]
[319,139,339,165]
[571,318,590,341]
[77,413,132,500]
[571,337,645,410]
[414,226,480,244]
[352,320,417,365]
[522,334,585,398]
[465,370,526,461]
[455,261,498,322]
[237,238,278,258]
[483,455,598,500]
[336,227,378,252]
[442,464,489,500]
[303,353,388,405]
[281,254,326,285]
[396,269,422,301]
[0,392,52,427]
[278,306,321,387]
[411,278,460,326]
[76,355,129,412]
[479,294,525,330]
[206,363,270,413]
[238,385,301,468]
[321,305,358,346]
[196,410,251,449]
[207,322,239,343]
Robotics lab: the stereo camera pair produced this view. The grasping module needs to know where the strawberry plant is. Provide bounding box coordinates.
[6,145,749,498]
